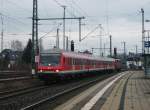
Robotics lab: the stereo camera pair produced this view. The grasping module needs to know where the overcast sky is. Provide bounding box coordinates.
[1,0,150,55]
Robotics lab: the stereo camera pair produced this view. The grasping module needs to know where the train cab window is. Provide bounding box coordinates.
[40,54,60,66]
[76,59,78,65]
[68,58,70,65]
[66,57,69,65]
[64,57,68,65]
[65,57,67,65]
[73,59,75,65]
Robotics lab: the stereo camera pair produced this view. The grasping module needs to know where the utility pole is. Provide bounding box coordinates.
[62,6,66,50]
[104,43,106,56]
[122,41,127,69]
[136,45,138,54]
[122,41,126,59]
[79,18,82,41]
[135,45,138,67]
[99,24,102,56]
[32,0,38,74]
[66,36,69,51]
[141,8,145,54]
[148,31,150,53]
[56,28,59,48]
[1,15,3,52]
[110,35,112,57]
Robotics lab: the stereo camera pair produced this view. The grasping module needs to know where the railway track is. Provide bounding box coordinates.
[0,71,31,79]
[0,71,33,83]
[0,76,32,83]
[118,72,134,110]
[21,80,102,110]
[0,73,116,110]
[0,85,48,100]
[21,73,117,110]
[0,75,44,101]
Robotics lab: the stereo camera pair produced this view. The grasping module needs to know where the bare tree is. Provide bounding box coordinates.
[11,40,23,51]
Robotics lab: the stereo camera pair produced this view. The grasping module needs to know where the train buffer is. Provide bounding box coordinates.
[54,71,150,110]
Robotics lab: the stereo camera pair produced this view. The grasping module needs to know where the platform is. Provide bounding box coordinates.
[53,71,150,110]
[101,71,150,110]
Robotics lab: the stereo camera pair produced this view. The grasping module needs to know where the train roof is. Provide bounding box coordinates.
[40,48,62,54]
[40,49,115,62]
[62,52,115,62]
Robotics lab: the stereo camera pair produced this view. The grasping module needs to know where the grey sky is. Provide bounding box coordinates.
[0,0,150,55]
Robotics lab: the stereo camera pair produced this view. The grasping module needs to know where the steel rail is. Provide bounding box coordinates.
[0,85,48,100]
[21,74,116,110]
[0,76,32,82]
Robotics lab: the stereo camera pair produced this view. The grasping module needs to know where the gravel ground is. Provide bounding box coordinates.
[0,77,44,94]
[0,74,114,110]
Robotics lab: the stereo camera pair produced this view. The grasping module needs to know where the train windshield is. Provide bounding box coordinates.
[40,54,60,66]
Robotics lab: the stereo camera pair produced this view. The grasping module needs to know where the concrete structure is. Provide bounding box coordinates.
[53,71,150,110]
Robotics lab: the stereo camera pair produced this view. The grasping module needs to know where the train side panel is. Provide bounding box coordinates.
[37,50,121,81]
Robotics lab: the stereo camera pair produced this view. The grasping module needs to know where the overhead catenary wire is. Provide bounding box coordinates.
[81,24,103,41]
[52,0,77,17]
[4,0,32,13]
[70,0,89,17]
[0,0,32,33]
[39,23,62,40]
[0,13,30,26]
[64,0,84,17]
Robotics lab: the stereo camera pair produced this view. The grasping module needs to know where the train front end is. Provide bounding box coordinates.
[37,50,63,80]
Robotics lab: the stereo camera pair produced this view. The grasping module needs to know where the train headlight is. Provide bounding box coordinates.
[56,70,59,72]
[40,70,43,72]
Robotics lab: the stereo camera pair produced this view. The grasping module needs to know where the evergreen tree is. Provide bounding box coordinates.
[22,39,32,64]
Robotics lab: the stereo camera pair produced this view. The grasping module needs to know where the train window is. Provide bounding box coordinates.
[77,59,79,65]
[70,58,72,65]
[80,59,81,65]
[81,59,83,65]
[67,58,69,65]
[73,58,75,65]
[74,59,75,65]
[87,60,89,65]
[65,57,68,65]
[74,59,76,65]
[77,59,78,65]
[68,58,71,65]
[63,57,65,64]
[66,57,69,65]
[78,59,80,65]
[67,57,69,65]
[40,54,60,66]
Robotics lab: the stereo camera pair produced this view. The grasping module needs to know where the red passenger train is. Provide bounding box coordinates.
[37,49,121,80]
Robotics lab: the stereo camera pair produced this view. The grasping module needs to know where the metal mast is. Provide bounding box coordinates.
[122,41,126,59]
[1,15,3,52]
[56,28,59,48]
[99,24,102,56]
[62,6,66,50]
[110,35,112,57]
[79,18,82,41]
[141,8,144,54]
[32,0,38,73]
